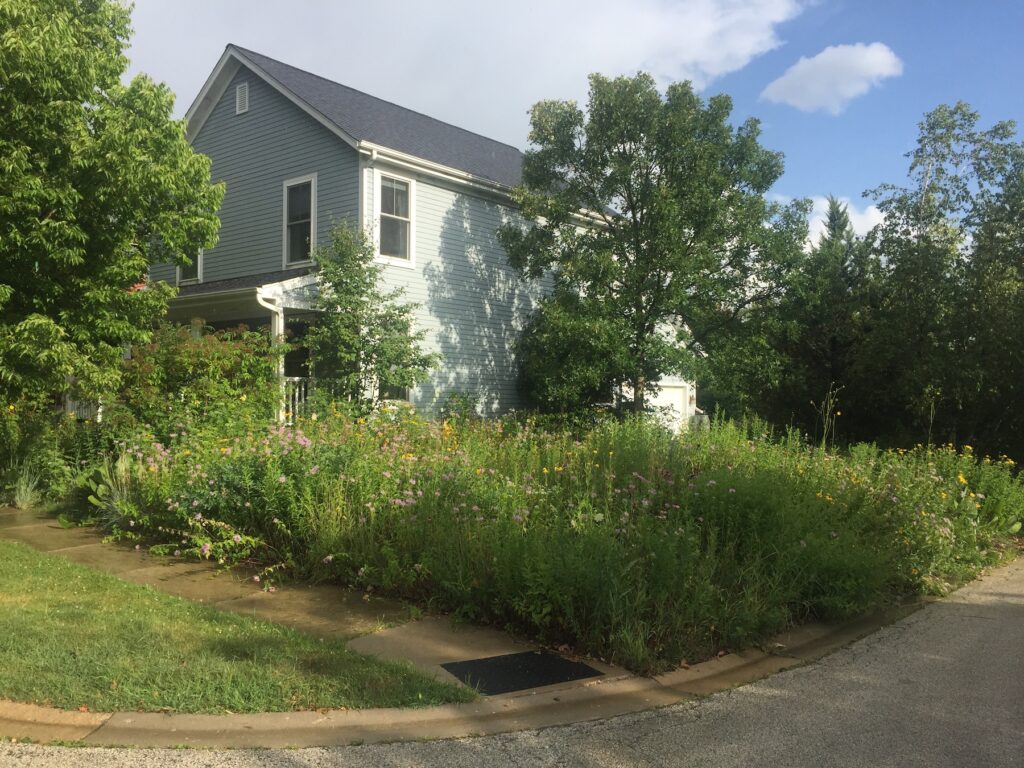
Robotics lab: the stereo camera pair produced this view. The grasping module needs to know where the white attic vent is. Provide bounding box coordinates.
[235,82,249,114]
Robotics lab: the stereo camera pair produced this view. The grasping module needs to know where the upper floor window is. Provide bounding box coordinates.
[375,171,415,265]
[283,173,317,266]
[178,250,201,284]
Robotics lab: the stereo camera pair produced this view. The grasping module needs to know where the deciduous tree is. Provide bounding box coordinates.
[305,225,438,407]
[0,0,223,403]
[500,73,808,412]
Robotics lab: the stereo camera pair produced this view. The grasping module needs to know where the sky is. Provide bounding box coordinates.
[126,0,1024,238]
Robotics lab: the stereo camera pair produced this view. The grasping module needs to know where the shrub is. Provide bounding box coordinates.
[119,322,280,442]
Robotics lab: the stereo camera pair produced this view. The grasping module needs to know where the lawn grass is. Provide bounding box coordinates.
[0,540,474,713]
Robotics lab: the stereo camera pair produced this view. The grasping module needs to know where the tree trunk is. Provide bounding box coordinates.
[632,375,645,413]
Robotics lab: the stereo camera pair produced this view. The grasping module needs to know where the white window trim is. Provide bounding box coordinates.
[282,173,318,269]
[372,168,416,269]
[177,249,203,285]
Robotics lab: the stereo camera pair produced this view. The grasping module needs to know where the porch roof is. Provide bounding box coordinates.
[176,267,315,298]
[167,267,318,324]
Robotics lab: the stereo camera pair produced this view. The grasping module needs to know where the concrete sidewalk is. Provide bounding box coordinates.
[0,504,938,748]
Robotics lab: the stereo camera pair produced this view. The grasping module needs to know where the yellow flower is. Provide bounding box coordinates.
[542,467,549,475]
[6,404,14,413]
[957,473,968,485]
[240,394,247,402]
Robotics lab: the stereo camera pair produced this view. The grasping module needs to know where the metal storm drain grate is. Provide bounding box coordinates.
[441,651,603,695]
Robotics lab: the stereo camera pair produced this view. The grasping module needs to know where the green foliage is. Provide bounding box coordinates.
[500,72,809,412]
[107,412,1022,674]
[119,323,280,441]
[708,102,1024,459]
[0,0,223,403]
[305,225,439,407]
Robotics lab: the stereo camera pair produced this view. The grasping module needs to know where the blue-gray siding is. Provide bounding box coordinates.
[365,166,543,414]
[153,65,359,285]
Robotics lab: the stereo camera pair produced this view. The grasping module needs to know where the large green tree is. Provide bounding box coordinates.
[499,73,808,412]
[0,0,223,403]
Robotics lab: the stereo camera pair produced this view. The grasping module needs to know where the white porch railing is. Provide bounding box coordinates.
[283,377,342,423]
[64,394,102,422]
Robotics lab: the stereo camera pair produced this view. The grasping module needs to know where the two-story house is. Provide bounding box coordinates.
[152,45,698,424]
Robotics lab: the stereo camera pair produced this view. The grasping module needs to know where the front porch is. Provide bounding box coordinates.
[167,268,321,422]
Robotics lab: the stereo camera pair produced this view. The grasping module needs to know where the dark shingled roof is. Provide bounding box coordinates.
[232,45,524,189]
[176,267,315,297]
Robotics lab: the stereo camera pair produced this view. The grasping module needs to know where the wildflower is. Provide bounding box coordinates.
[322,554,334,564]
[232,534,242,544]
[240,394,247,402]
[134,544,140,551]
[309,465,321,476]
[253,575,260,583]
[200,543,211,557]
[278,475,287,483]
[728,488,736,494]
[957,473,968,485]
[128,520,135,527]
[173,550,181,557]
[707,479,717,487]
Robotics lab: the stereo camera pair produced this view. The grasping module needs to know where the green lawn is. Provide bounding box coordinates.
[0,540,473,713]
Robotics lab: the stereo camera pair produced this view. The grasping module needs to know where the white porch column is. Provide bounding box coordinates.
[257,289,286,422]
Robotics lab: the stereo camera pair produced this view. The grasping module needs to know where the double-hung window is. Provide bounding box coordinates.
[376,172,414,264]
[283,174,317,266]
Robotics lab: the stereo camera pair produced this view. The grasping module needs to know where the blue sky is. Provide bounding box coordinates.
[128,0,1023,237]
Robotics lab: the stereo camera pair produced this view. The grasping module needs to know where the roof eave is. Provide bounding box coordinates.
[358,141,515,199]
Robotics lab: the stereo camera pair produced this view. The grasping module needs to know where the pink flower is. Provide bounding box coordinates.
[232,534,242,543]
[200,543,211,557]
[278,475,287,483]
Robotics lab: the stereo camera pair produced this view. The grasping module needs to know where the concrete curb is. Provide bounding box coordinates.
[0,595,938,748]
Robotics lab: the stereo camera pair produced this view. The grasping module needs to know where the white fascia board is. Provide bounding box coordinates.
[184,49,241,142]
[267,272,319,291]
[185,46,360,150]
[358,141,513,203]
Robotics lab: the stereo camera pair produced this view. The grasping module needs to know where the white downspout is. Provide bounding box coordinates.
[256,288,286,423]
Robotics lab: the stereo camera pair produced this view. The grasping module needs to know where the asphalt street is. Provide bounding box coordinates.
[4,558,1023,768]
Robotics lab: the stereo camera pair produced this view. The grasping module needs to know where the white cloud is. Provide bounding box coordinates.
[128,0,805,148]
[761,42,903,114]
[807,196,884,244]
